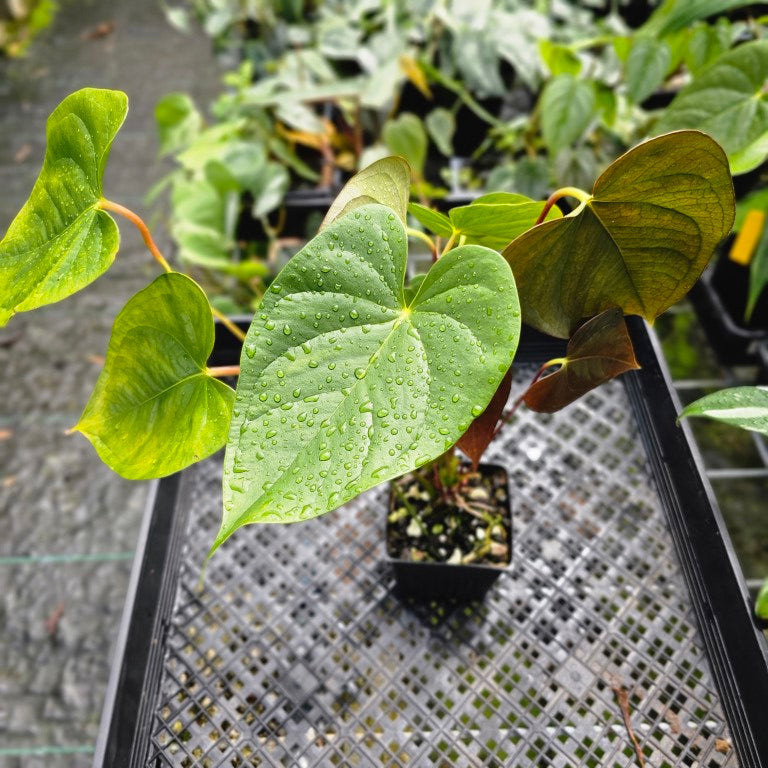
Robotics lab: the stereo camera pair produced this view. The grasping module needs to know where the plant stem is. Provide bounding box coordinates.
[406,226,437,258]
[535,186,592,225]
[440,230,457,257]
[98,199,248,344]
[492,358,563,438]
[97,199,172,273]
[392,481,418,517]
[210,310,247,343]
[206,365,241,378]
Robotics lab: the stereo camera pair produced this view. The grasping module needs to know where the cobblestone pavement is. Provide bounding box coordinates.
[0,1,222,764]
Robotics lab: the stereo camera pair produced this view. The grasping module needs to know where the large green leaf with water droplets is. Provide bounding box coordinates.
[74,272,235,479]
[679,386,768,435]
[215,204,520,551]
[504,131,735,338]
[0,88,128,326]
[654,40,768,175]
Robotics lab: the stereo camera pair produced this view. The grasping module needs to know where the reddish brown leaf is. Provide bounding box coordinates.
[457,368,513,469]
[524,308,640,413]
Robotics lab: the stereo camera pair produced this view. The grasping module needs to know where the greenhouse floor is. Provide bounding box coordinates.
[0,1,223,765]
[0,3,766,767]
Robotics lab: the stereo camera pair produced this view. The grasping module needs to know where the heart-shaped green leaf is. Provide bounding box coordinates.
[625,37,671,104]
[504,131,735,338]
[155,92,202,157]
[654,40,768,175]
[216,204,520,550]
[679,387,768,435]
[74,272,235,480]
[425,108,455,158]
[539,74,595,156]
[539,40,581,77]
[0,88,128,326]
[321,156,410,229]
[448,193,563,251]
[408,203,454,238]
[382,114,427,176]
[523,309,640,413]
[408,194,562,251]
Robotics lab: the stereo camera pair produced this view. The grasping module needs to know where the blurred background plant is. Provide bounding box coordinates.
[0,0,57,57]
[153,0,768,313]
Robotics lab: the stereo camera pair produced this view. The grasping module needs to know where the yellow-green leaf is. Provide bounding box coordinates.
[448,193,563,251]
[0,88,128,326]
[321,156,410,230]
[74,273,235,480]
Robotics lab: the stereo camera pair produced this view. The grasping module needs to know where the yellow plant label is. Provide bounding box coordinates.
[730,209,766,266]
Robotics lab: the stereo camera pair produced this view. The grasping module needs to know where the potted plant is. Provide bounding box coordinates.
[0,88,735,601]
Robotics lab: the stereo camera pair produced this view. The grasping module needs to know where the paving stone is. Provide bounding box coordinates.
[0,0,225,757]
[0,560,132,752]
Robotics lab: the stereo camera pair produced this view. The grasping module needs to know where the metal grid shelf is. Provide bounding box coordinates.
[95,322,768,768]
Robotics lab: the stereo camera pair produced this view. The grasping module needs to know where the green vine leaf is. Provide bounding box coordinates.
[654,40,768,175]
[382,114,427,176]
[0,88,128,326]
[747,214,768,322]
[523,309,640,413]
[679,386,768,435]
[408,193,562,251]
[625,37,671,104]
[408,203,454,239]
[642,0,755,37]
[216,204,520,551]
[321,156,410,230]
[155,92,202,157]
[504,131,735,338]
[448,193,563,251]
[539,74,595,156]
[425,108,455,158]
[73,272,235,480]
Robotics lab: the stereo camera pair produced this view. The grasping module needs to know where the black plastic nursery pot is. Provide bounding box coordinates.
[689,247,768,366]
[385,462,513,603]
[94,319,768,768]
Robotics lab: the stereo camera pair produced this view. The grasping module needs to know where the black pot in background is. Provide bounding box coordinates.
[386,462,512,603]
[689,245,768,366]
[757,340,768,385]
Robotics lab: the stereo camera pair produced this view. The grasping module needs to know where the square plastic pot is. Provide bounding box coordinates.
[386,462,512,603]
